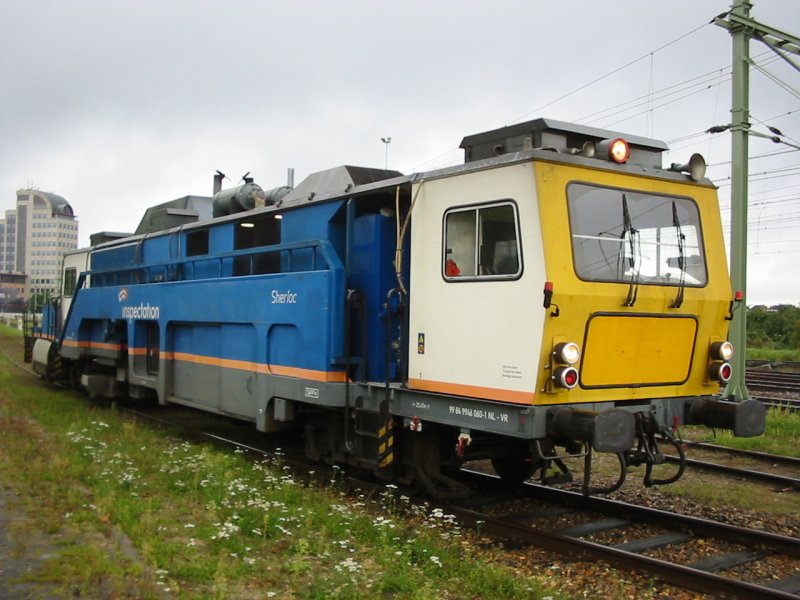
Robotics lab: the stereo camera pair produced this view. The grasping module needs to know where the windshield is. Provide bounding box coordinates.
[567,183,707,287]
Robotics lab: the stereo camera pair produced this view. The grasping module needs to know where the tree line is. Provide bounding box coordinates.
[747,305,800,350]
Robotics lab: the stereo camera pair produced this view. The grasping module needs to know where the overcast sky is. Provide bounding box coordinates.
[1,0,798,305]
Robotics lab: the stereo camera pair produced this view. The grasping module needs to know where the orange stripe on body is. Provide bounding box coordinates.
[161,351,347,383]
[63,343,345,383]
[267,364,348,383]
[62,339,127,351]
[407,378,535,405]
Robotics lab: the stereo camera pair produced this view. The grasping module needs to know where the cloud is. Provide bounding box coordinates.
[1,0,798,305]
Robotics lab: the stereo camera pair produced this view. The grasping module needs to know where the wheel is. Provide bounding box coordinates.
[69,361,84,390]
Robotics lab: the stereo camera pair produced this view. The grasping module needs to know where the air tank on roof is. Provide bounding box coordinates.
[211,172,292,218]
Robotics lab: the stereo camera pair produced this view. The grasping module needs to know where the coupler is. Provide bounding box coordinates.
[547,408,636,495]
[547,407,636,453]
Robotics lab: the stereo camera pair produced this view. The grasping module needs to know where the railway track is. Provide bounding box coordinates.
[747,369,800,394]
[664,440,800,491]
[754,395,800,412]
[454,470,800,599]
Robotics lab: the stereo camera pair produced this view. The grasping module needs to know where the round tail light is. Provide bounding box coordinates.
[709,361,732,383]
[553,366,579,389]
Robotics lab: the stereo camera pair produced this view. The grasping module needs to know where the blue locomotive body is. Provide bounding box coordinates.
[57,189,406,425]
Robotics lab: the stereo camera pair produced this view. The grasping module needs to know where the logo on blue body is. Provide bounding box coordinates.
[118,288,160,319]
[272,290,297,304]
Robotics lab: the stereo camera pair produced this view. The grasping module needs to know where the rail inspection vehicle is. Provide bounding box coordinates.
[29,118,765,495]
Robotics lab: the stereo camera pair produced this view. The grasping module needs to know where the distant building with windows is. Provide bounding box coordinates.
[0,208,15,273]
[0,189,79,300]
[0,272,26,313]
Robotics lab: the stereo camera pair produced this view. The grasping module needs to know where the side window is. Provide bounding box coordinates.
[146,323,160,375]
[63,267,77,297]
[443,202,521,281]
[234,215,282,276]
[186,229,209,256]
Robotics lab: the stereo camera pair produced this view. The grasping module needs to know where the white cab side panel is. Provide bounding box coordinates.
[407,162,546,404]
[61,249,90,320]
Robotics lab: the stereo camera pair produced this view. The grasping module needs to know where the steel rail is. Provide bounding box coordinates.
[754,395,800,412]
[662,455,800,490]
[680,440,800,468]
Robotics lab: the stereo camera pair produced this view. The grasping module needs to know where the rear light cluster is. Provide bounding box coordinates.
[552,341,581,389]
[709,341,734,383]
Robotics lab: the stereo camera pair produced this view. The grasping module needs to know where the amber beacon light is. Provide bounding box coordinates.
[597,137,630,163]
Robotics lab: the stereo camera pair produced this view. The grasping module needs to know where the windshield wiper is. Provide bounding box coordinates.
[670,201,686,308]
[621,194,640,306]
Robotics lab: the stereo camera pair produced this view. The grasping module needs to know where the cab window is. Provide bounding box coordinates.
[568,183,707,286]
[443,201,521,280]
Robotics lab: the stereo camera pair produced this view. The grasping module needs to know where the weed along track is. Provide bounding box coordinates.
[0,329,552,598]
[3,327,800,598]
[77,399,800,599]
[92,399,800,598]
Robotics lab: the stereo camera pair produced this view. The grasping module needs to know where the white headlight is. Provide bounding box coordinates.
[553,342,581,365]
[711,341,734,361]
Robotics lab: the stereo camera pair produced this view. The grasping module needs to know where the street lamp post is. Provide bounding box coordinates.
[381,137,391,169]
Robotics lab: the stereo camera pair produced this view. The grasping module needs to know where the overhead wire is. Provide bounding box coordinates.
[409,12,798,201]
[575,68,732,124]
[507,20,713,125]
[578,51,783,135]
[749,58,800,102]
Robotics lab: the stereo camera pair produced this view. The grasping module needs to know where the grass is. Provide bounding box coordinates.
[0,327,556,599]
[682,407,800,458]
[747,347,800,362]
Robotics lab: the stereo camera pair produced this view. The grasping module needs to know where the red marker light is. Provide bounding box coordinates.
[734,290,744,301]
[564,369,578,387]
[553,366,579,389]
[709,361,732,383]
[543,281,554,309]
